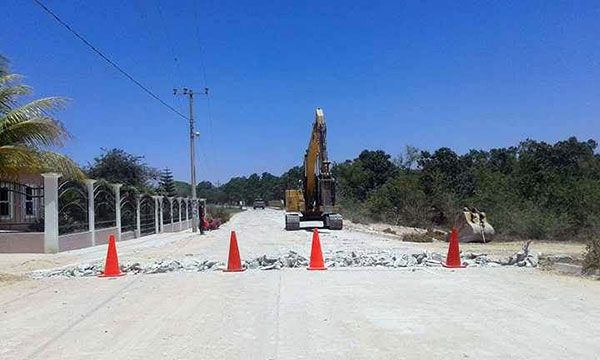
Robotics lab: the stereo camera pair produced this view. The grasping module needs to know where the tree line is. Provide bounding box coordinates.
[186,136,600,241]
[335,138,600,241]
[85,140,599,242]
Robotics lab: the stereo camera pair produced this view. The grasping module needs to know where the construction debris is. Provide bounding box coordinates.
[30,243,540,278]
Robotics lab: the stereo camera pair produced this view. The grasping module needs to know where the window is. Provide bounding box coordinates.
[0,187,12,219]
[24,186,35,218]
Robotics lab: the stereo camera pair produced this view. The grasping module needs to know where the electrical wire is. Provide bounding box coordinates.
[154,0,183,87]
[193,0,217,179]
[32,0,188,120]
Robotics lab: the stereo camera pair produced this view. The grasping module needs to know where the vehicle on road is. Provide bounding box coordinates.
[253,199,266,209]
[284,108,342,230]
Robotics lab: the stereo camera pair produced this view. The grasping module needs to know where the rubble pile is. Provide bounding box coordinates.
[31,243,540,278]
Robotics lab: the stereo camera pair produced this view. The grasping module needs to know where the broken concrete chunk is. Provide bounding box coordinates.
[31,245,542,278]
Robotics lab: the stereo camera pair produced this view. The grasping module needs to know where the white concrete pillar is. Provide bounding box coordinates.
[135,195,141,238]
[42,173,61,253]
[159,196,164,233]
[185,198,189,229]
[168,197,174,228]
[177,197,183,231]
[84,179,96,246]
[112,184,123,241]
[152,196,160,234]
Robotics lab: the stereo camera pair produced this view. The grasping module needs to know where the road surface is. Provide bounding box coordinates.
[1,209,599,359]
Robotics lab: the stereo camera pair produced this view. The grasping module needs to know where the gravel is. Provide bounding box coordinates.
[30,245,540,278]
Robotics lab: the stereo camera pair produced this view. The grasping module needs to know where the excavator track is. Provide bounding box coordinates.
[326,214,343,230]
[285,213,300,231]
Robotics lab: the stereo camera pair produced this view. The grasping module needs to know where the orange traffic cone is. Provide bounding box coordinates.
[224,231,245,272]
[307,228,327,270]
[99,234,124,277]
[443,228,466,268]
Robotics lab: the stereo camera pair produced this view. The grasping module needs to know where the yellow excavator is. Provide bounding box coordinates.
[285,108,343,230]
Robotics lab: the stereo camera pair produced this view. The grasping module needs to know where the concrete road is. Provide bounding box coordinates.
[1,268,600,359]
[1,209,599,359]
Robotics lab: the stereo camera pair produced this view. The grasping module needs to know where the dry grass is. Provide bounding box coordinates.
[403,231,435,243]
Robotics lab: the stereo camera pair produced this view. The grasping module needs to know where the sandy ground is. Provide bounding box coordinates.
[345,220,587,260]
[1,209,598,359]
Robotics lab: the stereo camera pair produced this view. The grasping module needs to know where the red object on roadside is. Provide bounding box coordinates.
[224,231,245,272]
[99,234,124,277]
[307,228,327,270]
[443,228,466,268]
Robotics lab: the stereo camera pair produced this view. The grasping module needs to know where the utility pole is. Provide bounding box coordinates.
[173,87,206,232]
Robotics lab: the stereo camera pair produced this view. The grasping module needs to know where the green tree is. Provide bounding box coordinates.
[419,147,474,198]
[367,173,428,227]
[276,165,304,199]
[158,168,176,197]
[221,176,248,203]
[260,172,279,201]
[394,145,421,172]
[174,180,191,197]
[87,148,158,191]
[334,150,397,201]
[0,56,83,179]
[196,180,226,203]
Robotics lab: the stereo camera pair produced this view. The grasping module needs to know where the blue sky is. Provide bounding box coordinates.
[2,0,599,183]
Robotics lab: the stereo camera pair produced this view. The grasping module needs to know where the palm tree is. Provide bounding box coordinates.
[0,56,84,180]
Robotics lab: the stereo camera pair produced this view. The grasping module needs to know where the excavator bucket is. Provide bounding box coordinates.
[449,207,495,243]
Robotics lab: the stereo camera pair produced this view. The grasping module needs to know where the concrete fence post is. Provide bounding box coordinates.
[42,173,61,253]
[152,196,160,234]
[84,179,96,246]
[112,184,123,241]
[159,196,164,233]
[168,197,174,231]
[135,195,142,238]
[177,197,183,231]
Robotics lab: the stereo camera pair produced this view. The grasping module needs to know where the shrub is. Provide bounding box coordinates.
[338,198,373,224]
[402,230,444,243]
[206,205,238,224]
[403,231,436,243]
[382,228,397,235]
[583,236,600,275]
[366,174,431,227]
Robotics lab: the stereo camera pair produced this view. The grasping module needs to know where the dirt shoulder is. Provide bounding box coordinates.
[345,220,586,260]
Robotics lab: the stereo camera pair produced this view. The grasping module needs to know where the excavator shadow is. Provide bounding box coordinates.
[299,224,330,233]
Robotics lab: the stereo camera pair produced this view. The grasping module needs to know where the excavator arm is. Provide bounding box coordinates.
[303,108,329,212]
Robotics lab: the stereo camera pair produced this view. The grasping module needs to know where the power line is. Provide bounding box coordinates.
[32,0,188,120]
[192,0,217,177]
[192,0,209,89]
[154,0,183,86]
